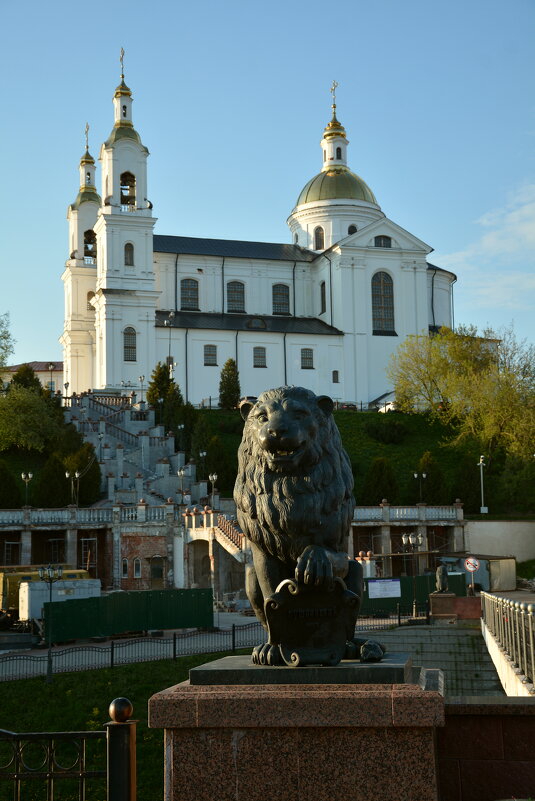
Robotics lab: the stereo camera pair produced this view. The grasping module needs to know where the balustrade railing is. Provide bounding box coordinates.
[216,515,245,549]
[353,505,460,522]
[481,592,535,686]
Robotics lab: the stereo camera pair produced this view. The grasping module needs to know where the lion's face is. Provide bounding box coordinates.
[240,389,333,474]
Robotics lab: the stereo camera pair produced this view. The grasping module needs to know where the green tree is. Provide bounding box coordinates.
[162,382,184,433]
[360,457,399,505]
[9,363,43,393]
[0,386,63,451]
[219,359,240,410]
[175,402,198,458]
[0,461,22,508]
[0,312,14,371]
[64,443,101,506]
[190,413,211,469]
[388,324,535,465]
[450,453,483,514]
[146,362,171,422]
[32,454,71,507]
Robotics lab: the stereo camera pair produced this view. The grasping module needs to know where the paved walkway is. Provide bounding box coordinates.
[359,623,504,696]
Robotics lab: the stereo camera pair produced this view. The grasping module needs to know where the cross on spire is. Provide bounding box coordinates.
[330,79,339,108]
[120,47,125,80]
[85,122,89,151]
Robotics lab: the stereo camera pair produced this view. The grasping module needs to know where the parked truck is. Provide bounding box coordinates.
[0,566,93,628]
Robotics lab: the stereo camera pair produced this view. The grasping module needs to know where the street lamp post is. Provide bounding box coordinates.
[48,363,55,394]
[198,451,207,479]
[402,532,423,618]
[176,424,184,452]
[177,468,185,504]
[209,473,218,509]
[138,375,145,404]
[478,456,488,514]
[413,472,427,503]
[65,470,81,505]
[21,472,33,506]
[165,312,175,378]
[39,564,63,683]
[98,432,104,462]
[63,381,69,397]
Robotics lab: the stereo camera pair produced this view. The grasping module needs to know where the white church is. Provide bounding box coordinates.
[61,72,455,406]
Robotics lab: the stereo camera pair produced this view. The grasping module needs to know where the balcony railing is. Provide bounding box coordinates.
[353,504,461,522]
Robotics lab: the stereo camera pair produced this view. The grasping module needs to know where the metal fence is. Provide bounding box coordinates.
[0,697,135,801]
[481,592,534,685]
[0,609,409,682]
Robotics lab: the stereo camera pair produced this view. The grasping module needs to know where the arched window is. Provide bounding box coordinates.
[332,370,339,383]
[86,171,91,184]
[120,171,136,208]
[84,230,96,263]
[336,146,342,159]
[227,281,245,313]
[374,235,392,248]
[301,348,314,369]
[314,226,325,250]
[204,344,217,366]
[124,242,134,266]
[253,347,266,368]
[122,104,127,118]
[348,224,357,235]
[133,557,141,579]
[272,284,290,315]
[121,558,128,579]
[320,281,326,315]
[181,278,199,310]
[87,291,95,311]
[123,326,137,361]
[372,272,395,334]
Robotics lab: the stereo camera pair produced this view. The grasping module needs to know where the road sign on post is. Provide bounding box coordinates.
[464,557,480,595]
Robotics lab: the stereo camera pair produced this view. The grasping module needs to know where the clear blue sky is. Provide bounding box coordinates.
[1,0,534,364]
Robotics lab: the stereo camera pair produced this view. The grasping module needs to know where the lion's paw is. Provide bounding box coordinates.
[252,643,283,666]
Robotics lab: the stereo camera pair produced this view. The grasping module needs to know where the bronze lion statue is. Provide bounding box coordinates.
[234,386,375,666]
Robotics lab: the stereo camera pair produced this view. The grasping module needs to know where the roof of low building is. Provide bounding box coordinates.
[155,310,343,336]
[4,361,63,372]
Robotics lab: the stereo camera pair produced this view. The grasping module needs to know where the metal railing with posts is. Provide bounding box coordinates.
[0,614,401,682]
[0,697,136,801]
[481,592,534,686]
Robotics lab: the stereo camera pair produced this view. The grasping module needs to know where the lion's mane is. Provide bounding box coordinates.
[233,387,355,564]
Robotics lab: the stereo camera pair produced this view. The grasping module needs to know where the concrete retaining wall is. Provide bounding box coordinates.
[465,520,535,563]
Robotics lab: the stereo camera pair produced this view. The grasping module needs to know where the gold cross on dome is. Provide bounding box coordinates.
[120,47,125,79]
[330,80,339,105]
[85,122,89,151]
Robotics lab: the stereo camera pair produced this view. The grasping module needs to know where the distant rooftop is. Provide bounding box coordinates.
[154,235,316,262]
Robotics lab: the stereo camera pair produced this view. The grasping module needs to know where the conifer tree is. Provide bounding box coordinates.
[32,455,71,508]
[219,359,241,410]
[360,457,399,505]
[0,461,22,508]
[9,363,43,393]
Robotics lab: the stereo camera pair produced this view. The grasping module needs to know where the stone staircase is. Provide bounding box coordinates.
[361,624,504,697]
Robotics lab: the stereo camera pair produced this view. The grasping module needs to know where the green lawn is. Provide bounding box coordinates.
[0,652,242,801]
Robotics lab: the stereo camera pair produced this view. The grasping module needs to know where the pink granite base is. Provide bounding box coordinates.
[149,682,445,801]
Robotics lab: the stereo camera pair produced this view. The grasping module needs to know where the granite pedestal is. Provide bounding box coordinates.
[148,656,445,801]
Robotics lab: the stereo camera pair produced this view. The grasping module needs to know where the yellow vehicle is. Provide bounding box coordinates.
[0,565,91,626]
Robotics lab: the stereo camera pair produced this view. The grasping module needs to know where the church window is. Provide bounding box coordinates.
[253,347,266,368]
[123,327,137,361]
[87,291,95,311]
[314,226,325,250]
[124,243,134,266]
[84,230,96,263]
[181,279,199,310]
[301,348,314,369]
[133,557,141,579]
[374,235,392,248]
[204,344,217,366]
[86,171,91,184]
[272,284,290,315]
[336,147,342,159]
[348,224,357,235]
[120,171,136,208]
[122,558,128,579]
[320,281,326,315]
[332,370,339,383]
[372,272,396,334]
[227,281,245,313]
[122,104,127,118]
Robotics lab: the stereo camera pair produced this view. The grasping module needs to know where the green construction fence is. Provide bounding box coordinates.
[44,588,213,643]
[360,573,466,614]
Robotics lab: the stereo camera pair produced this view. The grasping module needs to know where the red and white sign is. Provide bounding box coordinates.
[465,557,480,573]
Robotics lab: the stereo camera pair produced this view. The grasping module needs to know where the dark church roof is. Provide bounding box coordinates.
[153,235,316,262]
[155,310,343,336]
